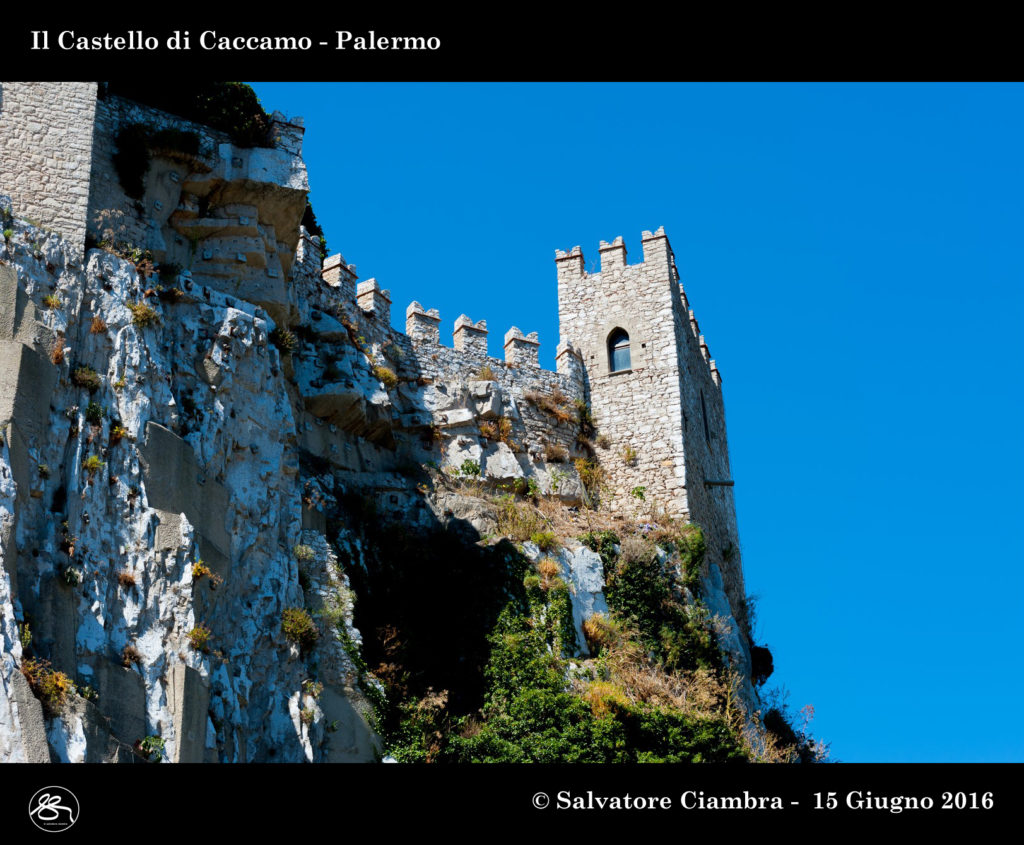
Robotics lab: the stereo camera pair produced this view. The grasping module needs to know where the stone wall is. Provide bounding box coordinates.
[557,230,690,515]
[0,82,98,253]
[557,228,747,629]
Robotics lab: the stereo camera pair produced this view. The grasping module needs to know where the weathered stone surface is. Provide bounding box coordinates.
[559,546,610,657]
[471,380,503,419]
[92,657,146,746]
[6,670,53,762]
[482,442,523,483]
[168,664,209,763]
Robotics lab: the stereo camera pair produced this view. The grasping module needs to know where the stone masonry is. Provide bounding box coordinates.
[557,228,747,627]
[0,83,99,253]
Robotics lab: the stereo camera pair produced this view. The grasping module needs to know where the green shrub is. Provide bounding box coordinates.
[579,530,620,568]
[82,454,105,478]
[106,82,272,148]
[529,530,559,553]
[72,365,102,392]
[42,293,61,309]
[293,544,316,562]
[458,459,480,478]
[85,401,104,426]
[187,623,212,652]
[282,607,319,652]
[138,734,166,763]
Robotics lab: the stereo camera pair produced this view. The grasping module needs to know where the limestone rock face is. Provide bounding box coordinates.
[558,546,610,657]
[0,209,378,763]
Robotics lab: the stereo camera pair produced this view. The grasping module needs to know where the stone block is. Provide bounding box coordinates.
[168,663,210,763]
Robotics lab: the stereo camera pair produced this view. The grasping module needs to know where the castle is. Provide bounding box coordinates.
[0,82,753,763]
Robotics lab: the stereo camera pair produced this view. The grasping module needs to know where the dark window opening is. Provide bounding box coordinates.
[608,328,631,372]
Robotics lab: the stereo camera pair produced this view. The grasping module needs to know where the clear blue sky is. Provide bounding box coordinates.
[252,82,1024,762]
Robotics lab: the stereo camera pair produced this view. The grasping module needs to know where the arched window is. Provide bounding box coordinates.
[608,328,631,372]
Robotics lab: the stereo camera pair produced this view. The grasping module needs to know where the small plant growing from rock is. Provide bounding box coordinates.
[302,679,324,699]
[114,375,126,392]
[575,458,606,509]
[138,734,165,763]
[293,544,315,562]
[37,464,51,480]
[42,293,61,309]
[282,607,318,652]
[476,364,495,381]
[2,229,12,241]
[372,364,398,390]
[90,316,107,334]
[530,531,559,553]
[62,567,83,587]
[118,570,137,589]
[83,454,105,479]
[110,423,128,445]
[79,685,99,703]
[20,658,76,715]
[85,401,104,426]
[191,560,224,589]
[630,485,647,501]
[122,643,143,668]
[72,365,102,392]
[536,556,562,589]
[19,622,32,651]
[622,445,638,466]
[50,337,65,365]
[543,442,568,463]
[127,301,160,328]
[300,707,316,726]
[188,623,213,653]
[596,434,611,449]
[270,327,297,353]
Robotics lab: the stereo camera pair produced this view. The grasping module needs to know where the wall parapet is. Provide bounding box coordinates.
[453,314,488,355]
[504,327,540,368]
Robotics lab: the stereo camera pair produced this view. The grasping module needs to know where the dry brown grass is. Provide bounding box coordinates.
[121,643,143,668]
[524,390,572,425]
[117,570,136,589]
[50,337,65,365]
[90,316,107,334]
[543,442,568,462]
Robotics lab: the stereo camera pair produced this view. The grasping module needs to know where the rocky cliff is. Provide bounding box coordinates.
[0,87,822,764]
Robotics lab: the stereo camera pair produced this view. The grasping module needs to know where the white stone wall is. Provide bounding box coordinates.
[557,229,690,515]
[558,228,747,631]
[0,82,98,253]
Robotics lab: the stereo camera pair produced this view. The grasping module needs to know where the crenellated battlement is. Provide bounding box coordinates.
[504,327,540,368]
[357,279,392,323]
[452,314,488,355]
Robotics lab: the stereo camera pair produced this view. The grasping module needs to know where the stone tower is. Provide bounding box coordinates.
[556,227,747,627]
